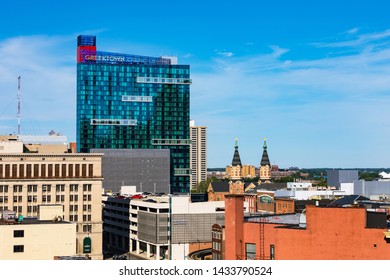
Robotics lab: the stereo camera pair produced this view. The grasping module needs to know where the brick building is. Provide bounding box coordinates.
[224,194,390,260]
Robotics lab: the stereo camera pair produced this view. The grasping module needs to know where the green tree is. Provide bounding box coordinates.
[359,172,379,181]
[194,177,219,193]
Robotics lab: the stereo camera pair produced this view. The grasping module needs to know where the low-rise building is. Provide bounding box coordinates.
[224,194,390,260]
[0,205,76,260]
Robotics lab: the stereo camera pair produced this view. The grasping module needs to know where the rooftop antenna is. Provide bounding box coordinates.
[17,76,21,136]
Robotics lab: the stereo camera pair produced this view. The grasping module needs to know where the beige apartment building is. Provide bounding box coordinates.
[0,148,104,259]
[190,121,207,189]
[0,205,77,260]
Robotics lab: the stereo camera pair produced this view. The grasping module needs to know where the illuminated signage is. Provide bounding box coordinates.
[84,54,125,62]
[77,48,171,65]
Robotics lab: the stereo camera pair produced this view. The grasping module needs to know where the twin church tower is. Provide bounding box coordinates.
[225,138,271,182]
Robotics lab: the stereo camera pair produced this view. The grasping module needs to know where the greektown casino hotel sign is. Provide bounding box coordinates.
[78,48,171,65]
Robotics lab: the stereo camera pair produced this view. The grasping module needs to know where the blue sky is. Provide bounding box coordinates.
[1,0,390,169]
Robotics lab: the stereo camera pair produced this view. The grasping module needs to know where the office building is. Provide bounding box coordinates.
[0,136,104,259]
[327,170,358,189]
[76,35,191,194]
[91,149,170,193]
[102,195,130,257]
[189,121,207,189]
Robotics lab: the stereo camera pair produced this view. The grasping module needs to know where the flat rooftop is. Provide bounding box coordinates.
[246,213,301,225]
[0,217,70,226]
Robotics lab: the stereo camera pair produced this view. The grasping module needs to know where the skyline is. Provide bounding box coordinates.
[1,1,390,168]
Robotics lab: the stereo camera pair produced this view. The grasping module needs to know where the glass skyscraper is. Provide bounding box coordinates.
[76,35,191,193]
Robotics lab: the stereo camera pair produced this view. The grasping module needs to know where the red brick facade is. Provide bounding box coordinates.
[225,194,390,260]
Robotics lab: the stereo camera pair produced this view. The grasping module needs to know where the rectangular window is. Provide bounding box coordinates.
[14,230,25,239]
[41,164,46,177]
[270,245,275,260]
[5,164,10,178]
[83,224,92,233]
[83,184,92,192]
[245,243,256,260]
[34,164,39,177]
[62,164,66,177]
[75,164,80,177]
[26,164,31,178]
[12,164,17,178]
[13,245,24,253]
[82,164,87,177]
[48,164,53,177]
[19,164,24,177]
[55,164,60,177]
[69,164,73,177]
[88,164,93,177]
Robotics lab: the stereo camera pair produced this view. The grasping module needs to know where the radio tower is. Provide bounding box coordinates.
[17,76,21,136]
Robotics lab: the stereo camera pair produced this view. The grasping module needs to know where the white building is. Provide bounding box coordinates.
[0,205,76,260]
[129,195,248,260]
[190,121,207,190]
[287,182,312,190]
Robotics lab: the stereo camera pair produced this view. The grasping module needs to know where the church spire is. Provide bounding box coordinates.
[260,137,270,166]
[231,138,242,166]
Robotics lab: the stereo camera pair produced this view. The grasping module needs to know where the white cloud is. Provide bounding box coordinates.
[215,50,234,57]
[313,28,390,49]
[344,27,359,35]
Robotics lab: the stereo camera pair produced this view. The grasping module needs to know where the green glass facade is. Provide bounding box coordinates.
[76,35,191,193]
